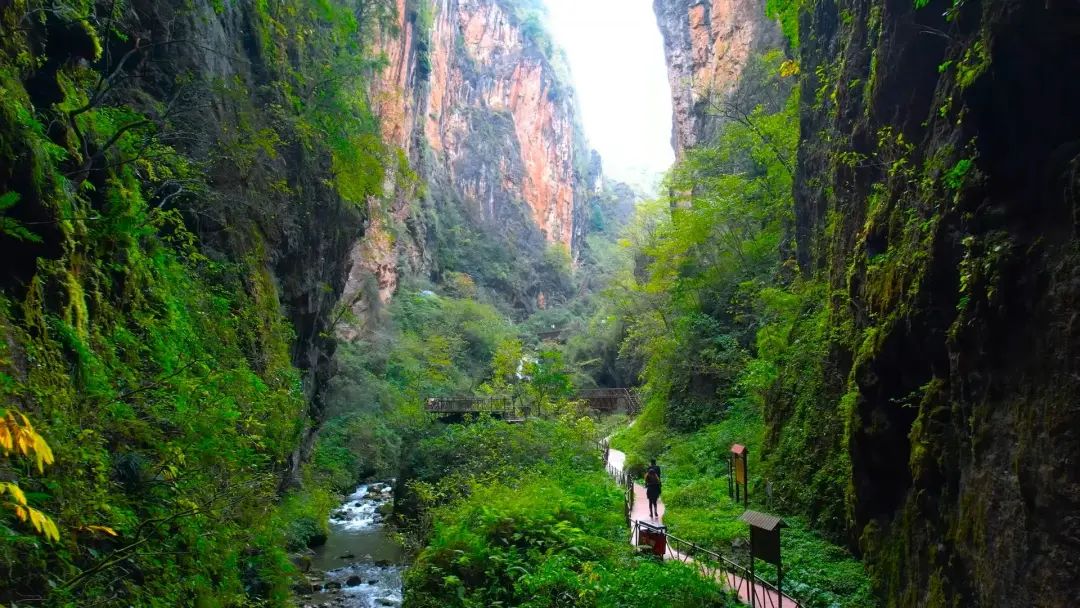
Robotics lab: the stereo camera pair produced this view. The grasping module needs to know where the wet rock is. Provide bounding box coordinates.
[338,553,355,559]
[291,580,318,595]
[290,551,314,573]
[374,559,392,567]
[376,599,397,607]
[345,575,363,587]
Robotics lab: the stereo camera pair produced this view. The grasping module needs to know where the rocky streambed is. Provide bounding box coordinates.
[296,482,404,608]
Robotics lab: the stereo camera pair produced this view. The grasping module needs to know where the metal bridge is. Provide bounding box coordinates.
[424,388,641,419]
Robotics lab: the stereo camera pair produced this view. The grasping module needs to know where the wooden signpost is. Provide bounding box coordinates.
[728,443,749,507]
[740,510,787,606]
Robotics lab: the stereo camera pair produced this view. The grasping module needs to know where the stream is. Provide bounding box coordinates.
[298,482,405,608]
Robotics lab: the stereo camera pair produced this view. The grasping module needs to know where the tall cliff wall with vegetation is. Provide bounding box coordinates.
[338,0,596,328]
[653,0,784,156]
[0,0,417,604]
[637,0,1080,606]
[785,0,1080,604]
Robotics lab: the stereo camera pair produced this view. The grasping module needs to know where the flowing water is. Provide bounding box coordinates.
[300,482,405,608]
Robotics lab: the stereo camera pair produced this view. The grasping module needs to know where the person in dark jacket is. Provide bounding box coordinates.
[644,459,662,518]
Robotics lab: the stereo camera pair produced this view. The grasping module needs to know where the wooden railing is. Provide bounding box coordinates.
[574,388,642,414]
[425,388,642,417]
[598,438,634,524]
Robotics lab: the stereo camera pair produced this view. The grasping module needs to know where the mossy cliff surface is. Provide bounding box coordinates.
[0,0,395,603]
[652,0,1079,604]
[781,0,1080,605]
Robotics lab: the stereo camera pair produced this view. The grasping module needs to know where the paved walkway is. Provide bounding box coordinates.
[605,445,799,608]
[605,447,665,527]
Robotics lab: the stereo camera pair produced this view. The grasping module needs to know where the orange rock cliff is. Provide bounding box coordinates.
[653,0,783,156]
[339,0,597,336]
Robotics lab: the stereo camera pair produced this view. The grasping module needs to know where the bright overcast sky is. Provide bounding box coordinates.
[542,0,674,194]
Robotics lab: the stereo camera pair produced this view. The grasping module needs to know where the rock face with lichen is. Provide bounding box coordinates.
[656,0,1080,605]
[652,0,783,156]
[339,0,594,331]
[784,1,1080,605]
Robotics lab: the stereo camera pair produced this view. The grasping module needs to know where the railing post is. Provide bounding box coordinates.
[749,535,756,608]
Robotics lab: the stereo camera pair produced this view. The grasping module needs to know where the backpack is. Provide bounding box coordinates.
[645,469,660,486]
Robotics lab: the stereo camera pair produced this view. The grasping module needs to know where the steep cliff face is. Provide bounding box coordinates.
[427,0,581,246]
[0,0,399,601]
[653,0,783,155]
[656,0,1080,604]
[787,0,1080,605]
[339,0,592,327]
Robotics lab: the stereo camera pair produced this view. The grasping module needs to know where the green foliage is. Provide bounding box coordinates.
[404,420,734,608]
[275,488,338,552]
[766,0,802,48]
[944,158,973,189]
[409,0,435,80]
[312,291,518,494]
[608,51,797,432]
[588,47,874,607]
[0,192,41,242]
[522,347,574,411]
[310,411,403,490]
[404,417,599,505]
[612,404,874,608]
[0,0,402,604]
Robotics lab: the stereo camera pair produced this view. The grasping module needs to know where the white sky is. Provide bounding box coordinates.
[542,0,674,194]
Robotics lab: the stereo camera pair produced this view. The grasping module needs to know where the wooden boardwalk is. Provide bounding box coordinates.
[606,446,799,608]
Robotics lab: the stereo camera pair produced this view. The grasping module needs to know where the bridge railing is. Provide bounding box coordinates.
[423,395,524,419]
[574,388,642,415]
[425,388,643,416]
[598,438,635,525]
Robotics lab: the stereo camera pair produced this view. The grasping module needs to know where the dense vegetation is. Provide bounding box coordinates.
[402,418,734,608]
[0,0,399,604]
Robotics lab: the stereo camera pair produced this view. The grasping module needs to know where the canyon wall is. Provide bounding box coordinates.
[0,1,403,600]
[791,0,1080,605]
[656,0,1080,604]
[653,0,783,156]
[339,0,595,330]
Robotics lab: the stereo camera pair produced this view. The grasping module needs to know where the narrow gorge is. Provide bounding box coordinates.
[0,0,1076,607]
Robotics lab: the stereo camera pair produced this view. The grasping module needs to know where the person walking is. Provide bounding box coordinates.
[644,458,662,519]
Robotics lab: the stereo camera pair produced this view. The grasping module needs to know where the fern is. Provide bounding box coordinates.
[0,192,42,243]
